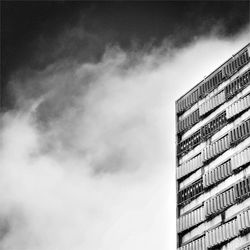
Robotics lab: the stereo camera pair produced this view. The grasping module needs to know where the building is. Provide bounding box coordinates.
[175,44,250,250]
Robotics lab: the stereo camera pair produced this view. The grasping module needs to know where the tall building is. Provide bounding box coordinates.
[175,44,250,250]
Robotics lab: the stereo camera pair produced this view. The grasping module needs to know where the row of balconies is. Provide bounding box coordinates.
[176,47,249,115]
[177,176,250,233]
[178,90,250,158]
[203,145,250,189]
[203,159,232,189]
[230,119,250,146]
[177,69,250,135]
[177,205,204,233]
[202,133,230,163]
[225,68,250,100]
[226,93,250,120]
[199,70,223,99]
[201,111,227,140]
[177,119,250,181]
[178,111,227,157]
[222,49,249,79]
[178,207,250,250]
[204,186,236,218]
[177,139,250,207]
[199,91,225,117]
[177,153,203,180]
[206,218,238,249]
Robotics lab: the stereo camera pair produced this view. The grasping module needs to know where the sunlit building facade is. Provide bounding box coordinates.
[176,44,250,250]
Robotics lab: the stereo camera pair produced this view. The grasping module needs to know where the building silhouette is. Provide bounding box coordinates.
[176,44,250,250]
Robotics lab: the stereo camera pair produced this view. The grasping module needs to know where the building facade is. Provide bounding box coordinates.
[176,44,250,250]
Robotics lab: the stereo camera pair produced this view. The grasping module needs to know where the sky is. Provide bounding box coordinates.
[0,1,250,250]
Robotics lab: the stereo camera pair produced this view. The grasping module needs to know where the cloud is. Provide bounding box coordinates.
[0,26,249,250]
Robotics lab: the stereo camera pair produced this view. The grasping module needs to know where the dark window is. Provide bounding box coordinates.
[177,129,202,156]
[223,50,249,79]
[177,109,200,134]
[225,70,250,100]
[201,111,227,140]
[230,119,250,146]
[178,178,203,206]
[234,176,250,202]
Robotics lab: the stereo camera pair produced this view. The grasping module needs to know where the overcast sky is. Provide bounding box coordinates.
[1,1,250,106]
[0,1,250,250]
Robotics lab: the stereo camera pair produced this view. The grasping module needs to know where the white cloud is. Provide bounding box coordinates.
[0,27,249,250]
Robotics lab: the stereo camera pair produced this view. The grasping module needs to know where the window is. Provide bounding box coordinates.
[222,50,249,79]
[177,109,200,134]
[176,88,200,114]
[225,70,250,100]
[178,130,202,157]
[178,178,203,206]
[201,111,227,140]
[234,176,250,202]
[199,71,223,98]
[230,119,250,146]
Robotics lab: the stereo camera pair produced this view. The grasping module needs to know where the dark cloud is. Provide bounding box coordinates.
[1,1,249,108]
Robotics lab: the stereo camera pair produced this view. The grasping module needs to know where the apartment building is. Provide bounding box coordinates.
[176,43,250,250]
